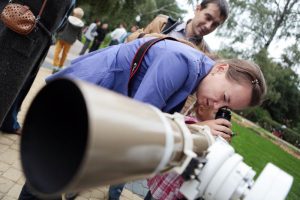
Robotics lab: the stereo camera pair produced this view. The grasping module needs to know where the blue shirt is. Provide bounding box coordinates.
[47,37,215,113]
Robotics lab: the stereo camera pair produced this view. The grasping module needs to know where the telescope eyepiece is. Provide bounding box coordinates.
[215,107,231,121]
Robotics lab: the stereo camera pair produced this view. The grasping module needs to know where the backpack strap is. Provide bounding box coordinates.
[128,37,177,97]
[161,17,180,34]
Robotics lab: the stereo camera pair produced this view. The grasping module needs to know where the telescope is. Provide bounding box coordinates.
[20,78,293,200]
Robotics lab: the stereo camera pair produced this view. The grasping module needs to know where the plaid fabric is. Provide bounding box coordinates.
[147,116,198,200]
[147,172,185,200]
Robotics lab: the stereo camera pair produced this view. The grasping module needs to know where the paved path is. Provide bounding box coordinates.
[0,40,148,199]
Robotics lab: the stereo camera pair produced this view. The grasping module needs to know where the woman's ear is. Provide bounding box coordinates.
[215,64,229,73]
[210,63,229,74]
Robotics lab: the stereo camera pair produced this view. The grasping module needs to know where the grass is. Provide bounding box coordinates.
[231,121,300,200]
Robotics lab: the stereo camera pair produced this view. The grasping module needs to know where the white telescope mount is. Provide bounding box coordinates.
[179,137,293,200]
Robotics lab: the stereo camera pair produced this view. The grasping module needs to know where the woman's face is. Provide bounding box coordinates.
[196,64,252,114]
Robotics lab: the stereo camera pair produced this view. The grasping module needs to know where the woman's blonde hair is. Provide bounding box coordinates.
[216,59,267,106]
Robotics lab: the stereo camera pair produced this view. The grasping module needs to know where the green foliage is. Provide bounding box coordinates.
[231,122,300,200]
[252,49,282,104]
[285,131,300,149]
[282,44,300,71]
[238,107,271,123]
[217,46,242,59]
[258,61,300,127]
[262,117,300,148]
[237,68,300,147]
[75,0,186,30]
[100,34,112,48]
[237,107,300,149]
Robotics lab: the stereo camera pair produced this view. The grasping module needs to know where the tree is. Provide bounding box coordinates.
[217,0,299,60]
[75,0,186,29]
[186,0,200,9]
[253,50,300,127]
[216,0,300,130]
[281,43,300,72]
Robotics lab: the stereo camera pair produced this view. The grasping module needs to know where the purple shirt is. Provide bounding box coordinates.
[47,37,215,113]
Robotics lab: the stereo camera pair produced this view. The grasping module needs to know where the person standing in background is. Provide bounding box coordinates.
[122,24,139,43]
[79,20,101,55]
[52,7,84,73]
[127,0,229,53]
[89,23,109,52]
[109,22,127,46]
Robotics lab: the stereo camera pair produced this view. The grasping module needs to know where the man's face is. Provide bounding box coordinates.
[191,3,224,37]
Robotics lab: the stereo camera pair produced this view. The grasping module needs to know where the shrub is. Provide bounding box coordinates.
[237,107,300,149]
[237,107,270,124]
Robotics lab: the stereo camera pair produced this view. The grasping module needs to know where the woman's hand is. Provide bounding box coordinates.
[196,119,232,142]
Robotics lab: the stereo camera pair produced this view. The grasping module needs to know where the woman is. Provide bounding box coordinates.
[48,35,266,115]
[47,35,266,200]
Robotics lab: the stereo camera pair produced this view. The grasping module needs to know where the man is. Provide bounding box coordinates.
[127,0,229,53]
[124,1,229,199]
[121,24,139,43]
[79,20,101,55]
[89,22,109,52]
[109,22,127,46]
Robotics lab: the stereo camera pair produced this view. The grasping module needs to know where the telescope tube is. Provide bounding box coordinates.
[20,78,212,197]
